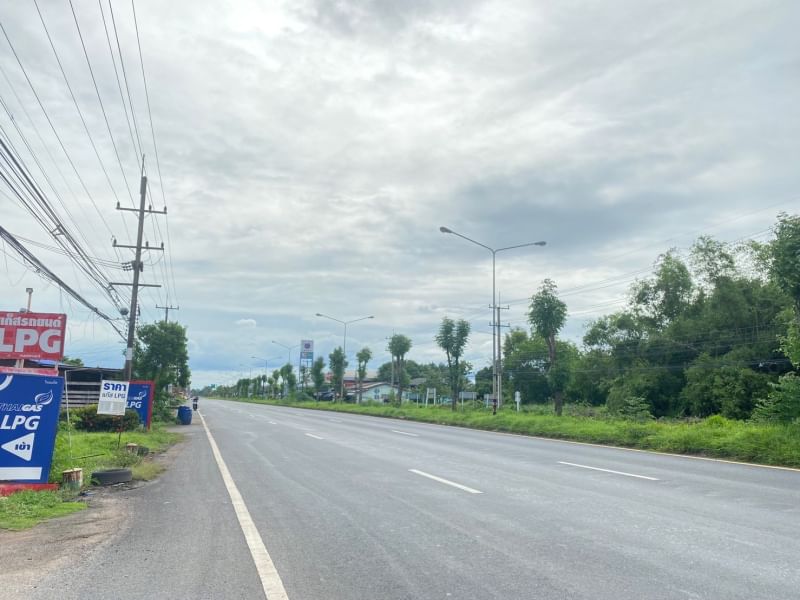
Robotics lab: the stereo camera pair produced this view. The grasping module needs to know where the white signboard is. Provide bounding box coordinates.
[97,380,129,416]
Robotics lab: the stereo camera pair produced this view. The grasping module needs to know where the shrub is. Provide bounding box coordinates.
[71,405,140,432]
[752,373,800,423]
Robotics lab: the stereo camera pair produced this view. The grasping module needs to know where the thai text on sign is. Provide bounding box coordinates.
[0,312,67,361]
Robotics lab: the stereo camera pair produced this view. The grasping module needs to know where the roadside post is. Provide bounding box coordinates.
[515,391,521,413]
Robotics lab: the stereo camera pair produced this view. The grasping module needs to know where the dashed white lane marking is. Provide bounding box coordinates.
[198,412,289,600]
[329,418,342,423]
[392,430,419,437]
[558,461,659,481]
[409,469,483,494]
[269,421,277,425]
[305,433,324,440]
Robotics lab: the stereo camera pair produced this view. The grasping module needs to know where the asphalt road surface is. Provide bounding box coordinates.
[34,399,800,599]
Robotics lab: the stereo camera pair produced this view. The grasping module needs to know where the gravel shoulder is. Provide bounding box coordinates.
[0,431,187,598]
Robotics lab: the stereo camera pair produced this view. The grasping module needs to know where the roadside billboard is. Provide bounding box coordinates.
[0,372,64,483]
[127,380,154,430]
[300,339,314,361]
[0,312,67,362]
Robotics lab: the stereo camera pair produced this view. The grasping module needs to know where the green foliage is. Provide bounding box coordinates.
[435,317,470,410]
[528,279,568,415]
[0,490,85,530]
[681,354,769,419]
[134,321,190,414]
[328,347,347,401]
[355,347,372,403]
[311,356,326,397]
[752,373,800,423]
[769,213,800,311]
[71,405,140,432]
[388,334,412,405]
[49,424,180,484]
[631,250,693,328]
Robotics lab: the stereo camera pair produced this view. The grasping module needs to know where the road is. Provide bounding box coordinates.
[34,399,800,599]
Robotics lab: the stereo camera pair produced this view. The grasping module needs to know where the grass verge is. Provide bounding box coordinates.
[49,423,183,484]
[218,397,800,468]
[0,490,85,531]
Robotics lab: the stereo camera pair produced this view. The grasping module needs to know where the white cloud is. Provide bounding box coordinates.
[1,0,797,387]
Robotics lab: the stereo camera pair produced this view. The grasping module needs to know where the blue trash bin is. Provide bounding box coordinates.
[177,406,192,425]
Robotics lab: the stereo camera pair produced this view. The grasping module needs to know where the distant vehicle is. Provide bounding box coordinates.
[317,390,335,401]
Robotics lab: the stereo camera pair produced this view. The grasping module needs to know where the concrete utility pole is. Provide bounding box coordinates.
[111,165,166,380]
[156,304,179,322]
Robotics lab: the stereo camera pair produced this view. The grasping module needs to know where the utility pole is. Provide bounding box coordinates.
[496,303,510,407]
[155,304,179,322]
[111,164,166,380]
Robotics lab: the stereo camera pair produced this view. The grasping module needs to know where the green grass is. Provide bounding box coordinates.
[216,397,800,468]
[0,490,86,531]
[49,423,182,484]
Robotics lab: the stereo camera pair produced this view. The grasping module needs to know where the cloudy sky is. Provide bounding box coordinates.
[1,0,798,387]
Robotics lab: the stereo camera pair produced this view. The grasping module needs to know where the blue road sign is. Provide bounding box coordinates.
[126,381,154,429]
[0,372,64,483]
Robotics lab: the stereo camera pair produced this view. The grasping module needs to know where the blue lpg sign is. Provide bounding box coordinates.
[0,372,63,483]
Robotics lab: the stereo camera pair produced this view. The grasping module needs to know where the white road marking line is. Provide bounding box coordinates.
[392,430,419,437]
[198,412,289,600]
[558,461,659,481]
[409,469,483,494]
[269,421,277,425]
[305,433,324,440]
[329,418,342,423]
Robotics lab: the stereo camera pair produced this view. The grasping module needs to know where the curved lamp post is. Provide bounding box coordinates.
[439,226,545,406]
[315,313,374,400]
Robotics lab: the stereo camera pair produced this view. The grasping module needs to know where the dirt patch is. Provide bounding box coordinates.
[0,435,186,596]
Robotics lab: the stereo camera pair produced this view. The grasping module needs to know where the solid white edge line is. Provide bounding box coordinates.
[558,461,659,481]
[305,433,324,440]
[409,469,483,494]
[391,430,419,437]
[199,412,289,600]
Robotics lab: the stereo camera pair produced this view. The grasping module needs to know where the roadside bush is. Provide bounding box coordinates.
[752,373,800,423]
[71,405,140,432]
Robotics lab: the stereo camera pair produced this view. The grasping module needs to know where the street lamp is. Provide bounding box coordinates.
[439,226,545,407]
[251,355,274,397]
[271,342,300,397]
[315,313,374,400]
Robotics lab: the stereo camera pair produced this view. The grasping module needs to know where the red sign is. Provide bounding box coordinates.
[0,312,67,361]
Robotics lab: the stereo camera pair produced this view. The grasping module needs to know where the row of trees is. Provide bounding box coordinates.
[503,213,800,421]
[205,213,799,423]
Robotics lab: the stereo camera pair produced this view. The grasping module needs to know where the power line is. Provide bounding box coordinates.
[108,1,144,157]
[98,0,141,166]
[64,0,136,207]
[132,0,179,306]
[0,224,124,339]
[0,19,117,240]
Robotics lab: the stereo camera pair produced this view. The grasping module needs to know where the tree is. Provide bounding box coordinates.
[328,347,347,401]
[355,347,372,403]
[311,356,325,399]
[435,317,470,411]
[770,213,800,312]
[134,321,190,415]
[62,356,84,367]
[631,251,693,329]
[387,334,412,405]
[279,363,297,396]
[528,279,568,415]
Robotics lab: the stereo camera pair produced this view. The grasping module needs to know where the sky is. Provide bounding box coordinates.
[1,0,798,387]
